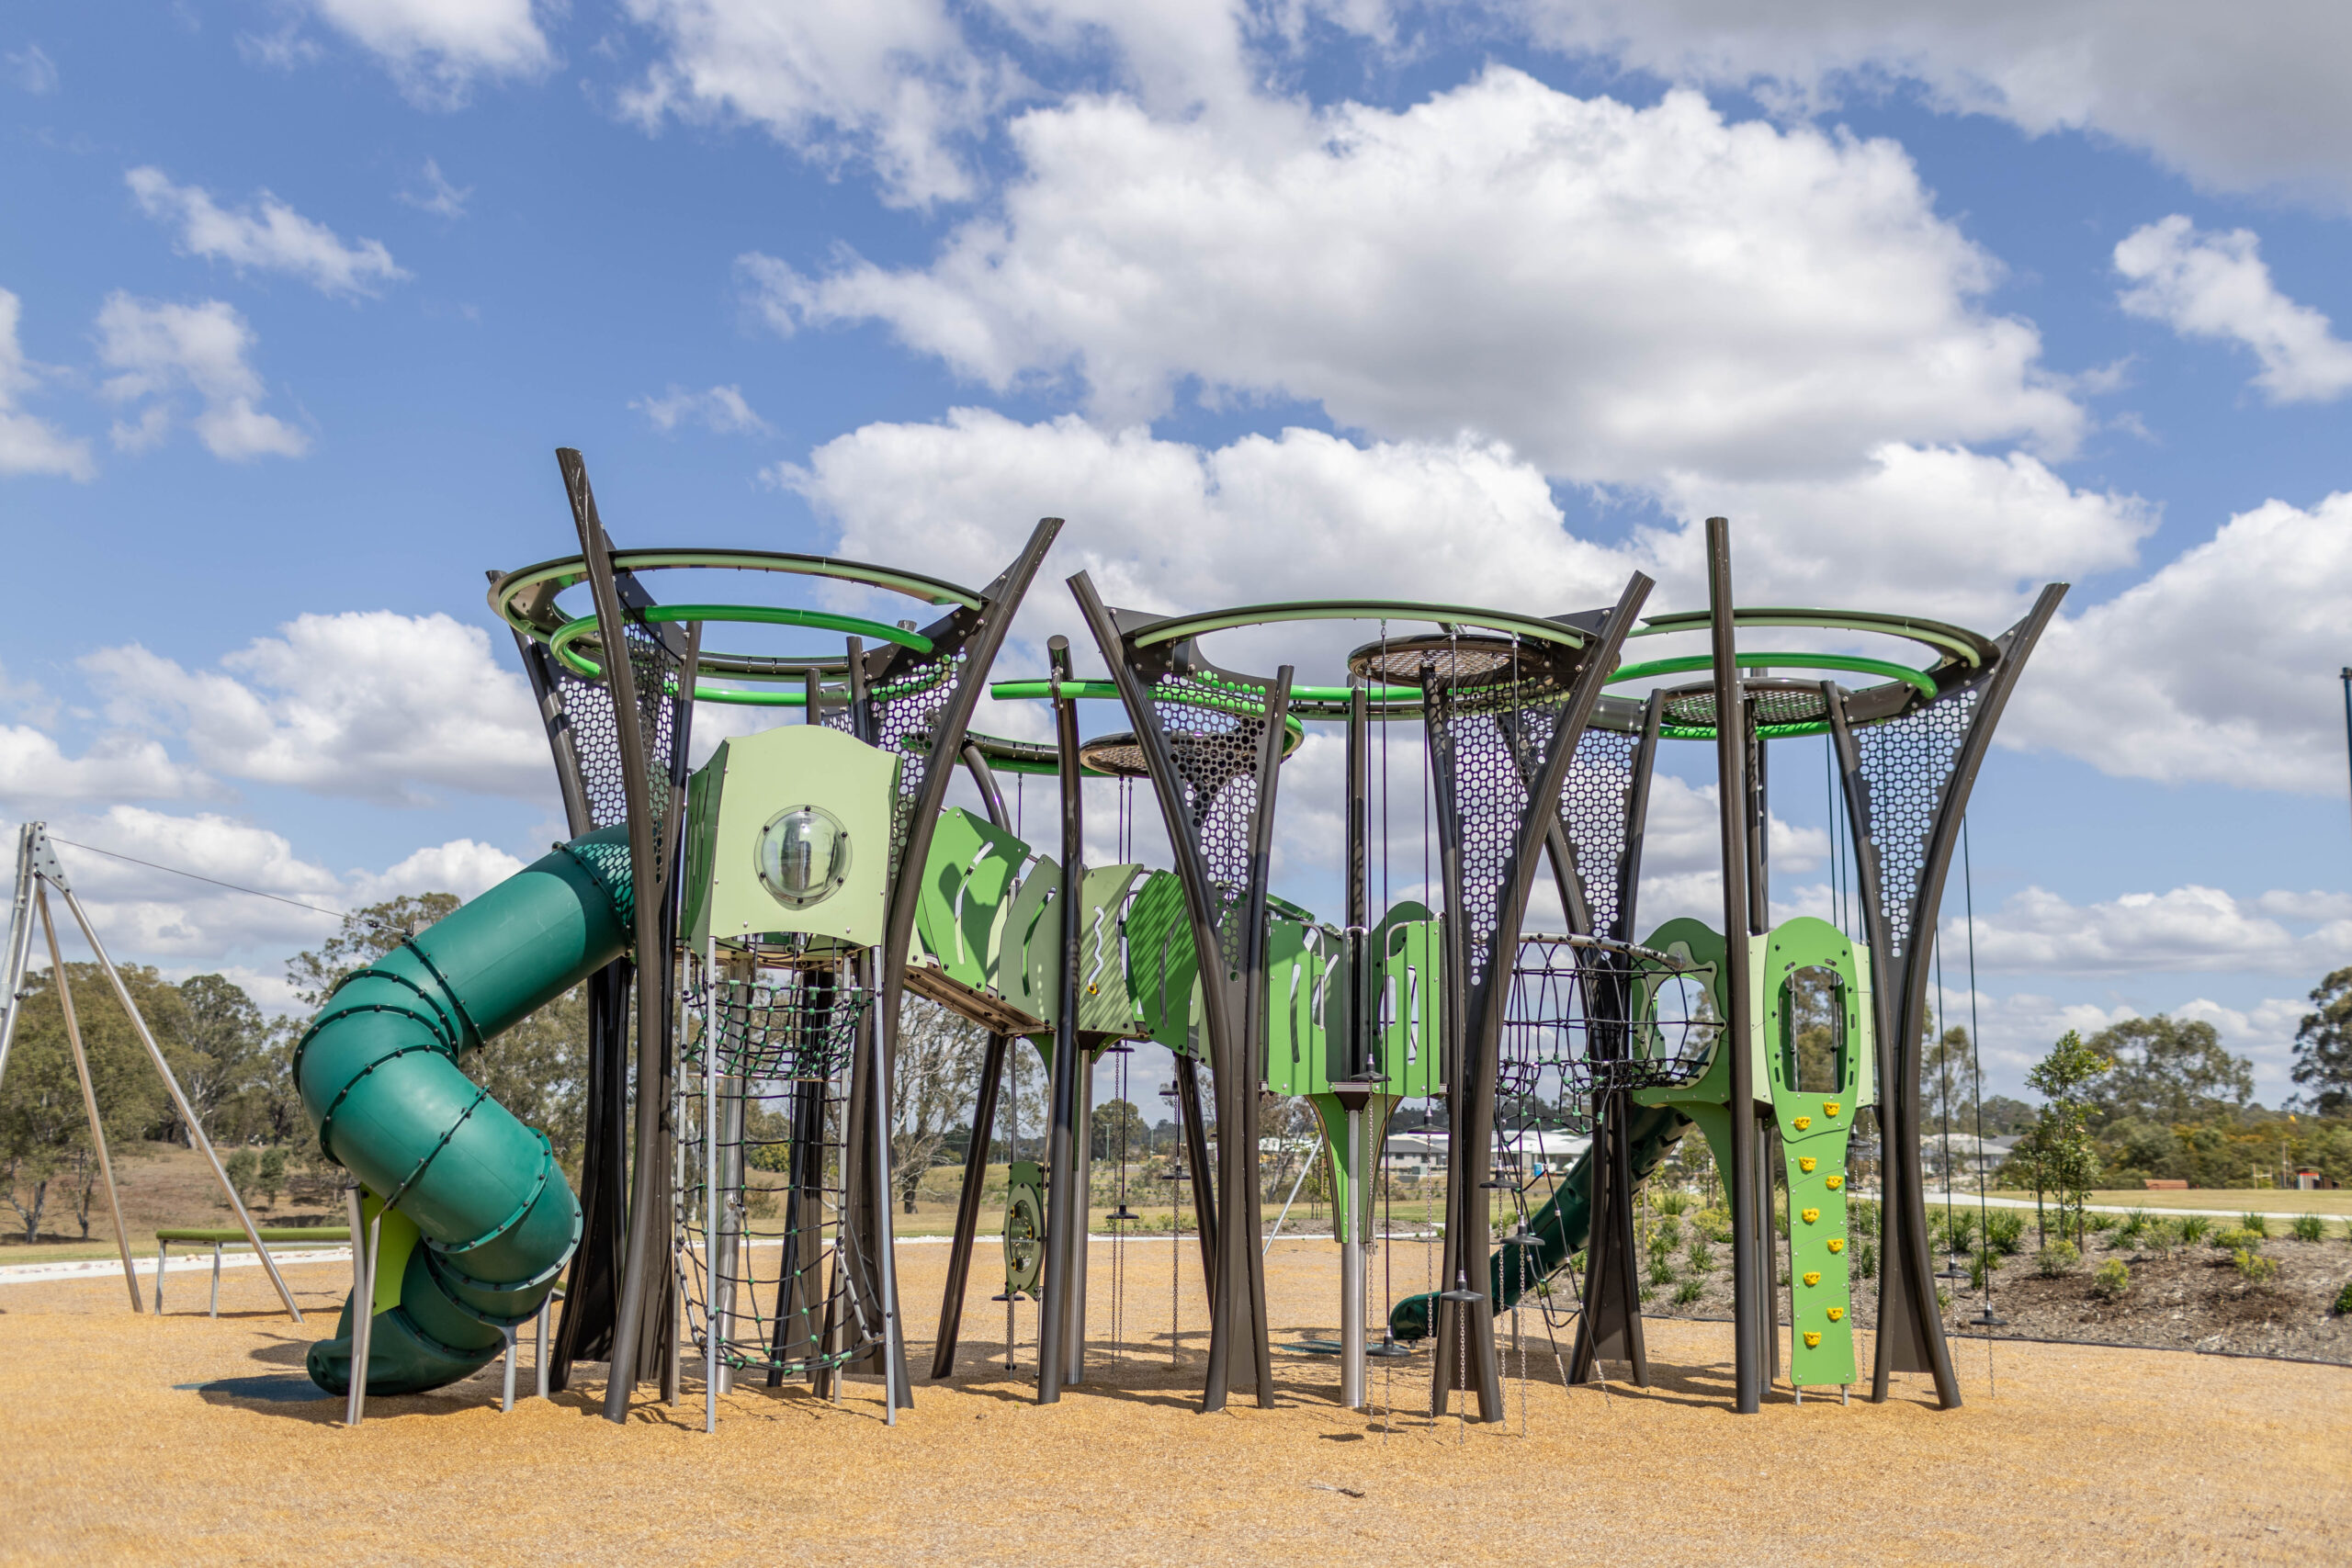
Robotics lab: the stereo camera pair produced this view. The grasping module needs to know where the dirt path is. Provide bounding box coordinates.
[4,1237,2346,1565]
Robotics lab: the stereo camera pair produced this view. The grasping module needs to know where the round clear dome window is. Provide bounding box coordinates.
[754,806,852,909]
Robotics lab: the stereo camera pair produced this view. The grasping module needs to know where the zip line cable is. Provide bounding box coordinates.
[47,836,395,931]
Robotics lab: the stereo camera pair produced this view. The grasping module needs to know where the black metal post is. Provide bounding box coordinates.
[1036,637,1087,1403]
[1175,1052,1219,1296]
[1707,516,1764,1416]
[931,1031,1009,1377]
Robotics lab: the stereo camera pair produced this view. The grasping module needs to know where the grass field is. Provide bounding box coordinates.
[4,1235,2346,1565]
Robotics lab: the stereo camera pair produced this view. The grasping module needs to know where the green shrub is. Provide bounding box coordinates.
[2290,1213,2324,1243]
[1969,1248,1995,1291]
[1657,1191,1689,1217]
[1985,1211,2025,1256]
[1673,1279,1702,1305]
[2335,1278,2352,1315]
[256,1147,287,1207]
[2212,1225,2260,1253]
[1855,1239,1878,1280]
[2233,1248,2278,1286]
[1685,1238,1714,1274]
[221,1147,260,1203]
[2035,1240,2080,1277]
[2085,1211,2118,1234]
[2114,1209,2149,1245]
[2090,1258,2130,1301]
[1647,1257,1676,1288]
[1849,1199,1881,1239]
[2144,1218,2184,1256]
[2239,1212,2269,1238]
[2177,1214,2212,1245]
[1656,1216,1684,1250]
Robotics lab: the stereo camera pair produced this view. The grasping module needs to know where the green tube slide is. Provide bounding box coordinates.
[296,827,635,1395]
[1387,1104,1692,1341]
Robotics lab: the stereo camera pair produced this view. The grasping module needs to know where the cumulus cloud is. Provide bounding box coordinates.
[776,408,2146,673]
[299,0,554,104]
[2113,215,2352,404]
[0,727,209,814]
[93,293,307,460]
[632,383,771,434]
[0,287,94,479]
[2012,490,2352,793]
[750,73,2082,483]
[1504,1,2352,209]
[82,611,551,806]
[14,806,534,989]
[126,167,408,299]
[1949,883,2352,977]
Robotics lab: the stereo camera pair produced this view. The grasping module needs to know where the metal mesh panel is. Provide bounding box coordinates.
[676,964,882,1379]
[867,649,969,877]
[1556,727,1637,942]
[557,664,632,831]
[1147,670,1274,974]
[621,618,687,838]
[1663,680,1827,729]
[1852,689,1979,958]
[1426,658,1571,997]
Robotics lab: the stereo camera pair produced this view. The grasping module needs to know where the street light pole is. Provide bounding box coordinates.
[2339,669,2352,847]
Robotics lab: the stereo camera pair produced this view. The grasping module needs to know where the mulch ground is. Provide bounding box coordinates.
[2,1236,2346,1566]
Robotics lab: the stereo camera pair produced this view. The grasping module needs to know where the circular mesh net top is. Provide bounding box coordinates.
[1078,732,1152,778]
[1346,633,1563,691]
[1659,677,1829,730]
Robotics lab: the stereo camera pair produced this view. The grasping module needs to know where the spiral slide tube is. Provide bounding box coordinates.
[297,828,635,1395]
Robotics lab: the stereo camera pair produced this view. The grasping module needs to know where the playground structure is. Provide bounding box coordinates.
[0,449,2064,1431]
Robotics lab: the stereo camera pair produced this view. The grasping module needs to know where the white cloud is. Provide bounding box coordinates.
[2113,215,2352,404]
[1505,1,2352,209]
[752,73,2081,483]
[2012,490,2352,793]
[126,167,408,299]
[0,727,209,813]
[6,43,58,95]
[1950,884,2352,977]
[619,0,1011,206]
[398,157,471,220]
[1938,985,2310,1101]
[0,288,95,480]
[93,293,307,460]
[632,383,770,435]
[82,611,551,807]
[300,0,553,104]
[14,806,537,987]
[778,408,2146,670]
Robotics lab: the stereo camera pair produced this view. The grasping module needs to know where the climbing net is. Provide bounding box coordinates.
[1498,932,1715,1117]
[673,962,883,1383]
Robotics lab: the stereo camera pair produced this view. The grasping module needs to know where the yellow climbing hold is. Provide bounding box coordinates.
[1798,1156,1817,1174]
[1826,1237,1846,1253]
[1824,1100,1841,1118]
[1801,1207,1820,1224]
[1792,1116,1812,1131]
[1804,1332,1822,1348]
[1827,1307,1845,1323]
[1826,1175,1844,1190]
[1803,1271,1821,1287]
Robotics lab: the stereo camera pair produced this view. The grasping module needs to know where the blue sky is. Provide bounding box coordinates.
[4,2,2350,1106]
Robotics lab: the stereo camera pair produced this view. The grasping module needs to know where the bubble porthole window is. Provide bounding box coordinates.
[755,806,852,909]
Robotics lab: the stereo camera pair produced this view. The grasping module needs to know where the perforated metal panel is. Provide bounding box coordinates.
[1145,669,1278,975]
[1851,688,1979,959]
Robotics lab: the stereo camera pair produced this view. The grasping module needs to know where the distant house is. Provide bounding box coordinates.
[1923,1132,2016,1179]
[1380,1128,1589,1180]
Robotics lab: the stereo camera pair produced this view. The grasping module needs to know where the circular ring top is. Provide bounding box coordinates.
[1628,606,1996,670]
[1125,599,1590,652]
[1077,733,1152,779]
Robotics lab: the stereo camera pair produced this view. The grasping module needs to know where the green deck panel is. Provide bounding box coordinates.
[1122,870,1202,1058]
[912,807,1035,994]
[1001,858,1062,1023]
[1076,864,1152,1037]
[1371,904,1442,1098]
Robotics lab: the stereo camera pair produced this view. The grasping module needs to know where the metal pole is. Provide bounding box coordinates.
[344,1184,367,1427]
[1341,682,1370,1411]
[1064,1050,1095,1389]
[2340,669,2352,850]
[537,1296,551,1400]
[54,875,301,1321]
[1707,516,1763,1415]
[1341,1097,1367,1411]
[0,823,39,1088]
[37,887,140,1311]
[1036,636,1086,1404]
[704,964,720,1434]
[864,944,904,1425]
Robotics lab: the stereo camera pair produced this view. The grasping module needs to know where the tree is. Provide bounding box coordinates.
[2085,1015,2252,1126]
[1974,1095,2039,1137]
[2025,1029,2110,1248]
[154,973,269,1146]
[1091,1097,1147,1163]
[2294,967,2352,1115]
[888,997,983,1211]
[285,894,460,1006]
[1920,1023,1980,1134]
[0,963,165,1243]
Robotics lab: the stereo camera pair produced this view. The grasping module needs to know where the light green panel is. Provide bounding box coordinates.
[1264,912,1342,1096]
[1000,858,1061,1023]
[912,807,1032,993]
[1761,915,1866,1390]
[684,724,899,952]
[1373,905,1442,1097]
[1631,917,1736,1183]
[1076,865,1150,1036]
[1123,871,1201,1058]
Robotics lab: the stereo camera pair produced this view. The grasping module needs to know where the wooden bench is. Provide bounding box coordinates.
[155,1227,351,1316]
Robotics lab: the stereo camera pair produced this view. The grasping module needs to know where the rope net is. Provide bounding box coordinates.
[673,964,883,1380]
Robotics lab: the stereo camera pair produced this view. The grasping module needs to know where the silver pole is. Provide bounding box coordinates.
[1342,1104,1365,1410]
[1064,1051,1095,1389]
[54,877,302,1321]
[0,823,38,1087]
[705,976,720,1435]
[502,1327,517,1413]
[536,1297,551,1401]
[869,953,904,1425]
[38,887,141,1312]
